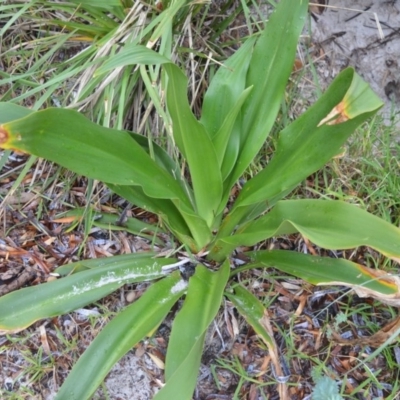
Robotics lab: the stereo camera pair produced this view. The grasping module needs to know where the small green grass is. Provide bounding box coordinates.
[314,115,400,225]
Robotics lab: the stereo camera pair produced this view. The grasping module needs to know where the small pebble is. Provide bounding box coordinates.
[126,291,136,303]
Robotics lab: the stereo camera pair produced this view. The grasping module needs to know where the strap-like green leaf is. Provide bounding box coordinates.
[216,68,383,239]
[226,284,273,345]
[226,284,289,396]
[0,255,177,333]
[0,107,193,209]
[235,69,383,209]
[0,102,33,123]
[155,261,230,400]
[54,252,157,275]
[153,335,205,400]
[58,207,165,243]
[210,200,400,261]
[226,0,308,190]
[109,184,212,251]
[201,37,256,139]
[128,130,187,190]
[108,184,191,236]
[213,86,253,173]
[244,250,398,295]
[55,271,186,400]
[164,63,222,227]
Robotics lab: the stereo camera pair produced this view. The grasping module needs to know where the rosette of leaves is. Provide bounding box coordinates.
[1,1,400,399]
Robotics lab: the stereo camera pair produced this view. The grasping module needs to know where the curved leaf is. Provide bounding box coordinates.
[109,184,212,251]
[153,336,205,400]
[54,252,157,275]
[164,63,222,227]
[244,250,398,296]
[0,107,193,209]
[87,212,162,240]
[177,207,213,250]
[58,207,165,243]
[225,284,273,345]
[94,44,170,76]
[235,69,383,208]
[216,69,383,239]
[108,184,191,236]
[55,272,186,400]
[129,131,187,191]
[155,261,230,400]
[226,284,288,397]
[201,36,256,138]
[200,37,256,193]
[210,200,400,261]
[0,102,33,123]
[0,255,177,334]
[227,0,308,189]
[213,86,253,172]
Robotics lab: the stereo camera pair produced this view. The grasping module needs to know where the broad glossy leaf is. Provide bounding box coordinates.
[210,200,400,262]
[55,271,186,400]
[0,255,177,333]
[155,261,230,399]
[0,107,193,210]
[226,284,273,345]
[226,0,308,189]
[245,250,400,304]
[164,63,222,227]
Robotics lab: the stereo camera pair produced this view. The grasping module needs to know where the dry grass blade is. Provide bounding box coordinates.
[259,310,289,400]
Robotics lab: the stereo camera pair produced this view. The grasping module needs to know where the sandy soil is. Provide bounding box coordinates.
[310,0,400,125]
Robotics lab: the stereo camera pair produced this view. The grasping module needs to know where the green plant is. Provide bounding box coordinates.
[0,0,198,230]
[1,0,400,398]
[312,375,343,400]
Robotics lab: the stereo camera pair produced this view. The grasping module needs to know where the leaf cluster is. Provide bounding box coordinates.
[1,0,399,398]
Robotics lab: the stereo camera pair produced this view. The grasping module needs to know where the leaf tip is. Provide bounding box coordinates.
[0,125,26,153]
